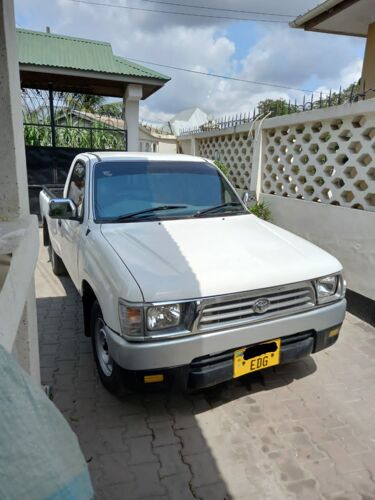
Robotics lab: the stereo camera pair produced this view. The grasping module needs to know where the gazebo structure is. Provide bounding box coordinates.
[17,28,170,151]
[17,28,170,213]
[290,0,375,98]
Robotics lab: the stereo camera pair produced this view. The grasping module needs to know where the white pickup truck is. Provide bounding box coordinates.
[40,152,346,393]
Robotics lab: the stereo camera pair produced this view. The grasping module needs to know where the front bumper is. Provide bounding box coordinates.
[106,299,346,372]
[187,326,340,390]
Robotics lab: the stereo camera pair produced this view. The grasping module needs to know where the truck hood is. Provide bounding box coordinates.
[100,214,342,302]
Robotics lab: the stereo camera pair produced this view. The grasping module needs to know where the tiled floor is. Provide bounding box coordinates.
[36,239,375,499]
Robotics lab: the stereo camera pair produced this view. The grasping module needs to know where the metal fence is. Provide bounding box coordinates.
[180,85,374,136]
[21,88,127,150]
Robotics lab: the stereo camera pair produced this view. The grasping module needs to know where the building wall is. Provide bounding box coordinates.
[362,22,375,99]
[139,128,177,154]
[0,0,40,381]
[157,139,177,154]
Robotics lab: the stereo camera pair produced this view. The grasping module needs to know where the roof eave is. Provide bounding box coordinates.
[19,63,169,98]
[289,0,360,31]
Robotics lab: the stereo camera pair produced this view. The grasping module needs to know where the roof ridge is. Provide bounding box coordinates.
[114,55,170,80]
[16,28,111,47]
[17,29,170,82]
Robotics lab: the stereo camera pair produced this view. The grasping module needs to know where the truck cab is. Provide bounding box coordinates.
[40,152,346,393]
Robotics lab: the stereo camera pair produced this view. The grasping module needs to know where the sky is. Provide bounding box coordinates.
[15,0,366,124]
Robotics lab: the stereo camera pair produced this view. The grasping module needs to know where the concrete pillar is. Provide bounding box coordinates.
[249,122,264,200]
[12,282,40,383]
[0,0,29,219]
[0,0,40,382]
[191,137,197,156]
[361,22,375,99]
[124,84,142,151]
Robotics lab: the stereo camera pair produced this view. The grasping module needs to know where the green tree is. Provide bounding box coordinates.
[257,81,361,119]
[257,98,298,118]
[98,101,123,117]
[63,93,105,112]
[321,80,361,106]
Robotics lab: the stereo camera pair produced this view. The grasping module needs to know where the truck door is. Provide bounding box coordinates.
[60,159,87,288]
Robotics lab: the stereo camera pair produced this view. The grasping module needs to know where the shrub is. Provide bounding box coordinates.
[250,201,272,221]
[213,160,230,178]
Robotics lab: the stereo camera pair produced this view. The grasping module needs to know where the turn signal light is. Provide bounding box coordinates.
[144,374,164,383]
[328,327,340,338]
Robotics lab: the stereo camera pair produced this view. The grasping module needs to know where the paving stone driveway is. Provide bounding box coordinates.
[35,241,375,500]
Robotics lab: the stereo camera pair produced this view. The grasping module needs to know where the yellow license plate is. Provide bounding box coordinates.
[233,338,281,378]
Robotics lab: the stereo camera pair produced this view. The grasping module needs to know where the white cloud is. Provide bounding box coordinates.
[15,0,366,123]
[315,59,363,97]
[139,104,173,124]
[240,26,363,88]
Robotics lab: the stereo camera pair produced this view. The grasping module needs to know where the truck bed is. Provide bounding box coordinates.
[39,185,65,227]
[42,185,65,199]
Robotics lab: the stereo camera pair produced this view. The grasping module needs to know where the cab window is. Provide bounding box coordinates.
[68,161,85,217]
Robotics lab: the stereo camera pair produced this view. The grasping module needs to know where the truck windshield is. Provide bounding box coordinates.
[93,160,247,222]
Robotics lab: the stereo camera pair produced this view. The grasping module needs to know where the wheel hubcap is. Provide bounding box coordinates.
[95,318,113,376]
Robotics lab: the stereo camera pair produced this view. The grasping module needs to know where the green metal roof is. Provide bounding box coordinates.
[17,28,169,81]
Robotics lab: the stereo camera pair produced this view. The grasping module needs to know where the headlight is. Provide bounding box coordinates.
[316,275,338,298]
[147,304,181,331]
[315,274,345,304]
[118,301,143,337]
[118,300,191,339]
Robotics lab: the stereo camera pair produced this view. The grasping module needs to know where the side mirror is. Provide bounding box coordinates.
[49,198,78,220]
[242,191,250,205]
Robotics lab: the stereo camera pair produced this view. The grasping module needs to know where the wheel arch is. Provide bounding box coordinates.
[82,280,99,337]
[43,217,50,247]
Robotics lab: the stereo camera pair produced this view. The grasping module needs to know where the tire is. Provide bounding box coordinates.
[90,300,124,394]
[48,242,67,276]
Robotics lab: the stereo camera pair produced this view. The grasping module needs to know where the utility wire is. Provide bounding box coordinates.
[127,57,317,94]
[140,0,297,18]
[69,0,289,23]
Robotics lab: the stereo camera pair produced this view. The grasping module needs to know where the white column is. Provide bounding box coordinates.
[12,282,40,383]
[0,0,40,382]
[361,22,375,99]
[249,121,264,200]
[124,84,142,152]
[0,0,29,218]
[190,137,197,156]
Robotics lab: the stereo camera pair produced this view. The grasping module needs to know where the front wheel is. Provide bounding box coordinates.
[48,242,67,276]
[90,301,124,394]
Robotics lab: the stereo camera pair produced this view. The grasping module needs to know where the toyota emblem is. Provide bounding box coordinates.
[253,298,270,314]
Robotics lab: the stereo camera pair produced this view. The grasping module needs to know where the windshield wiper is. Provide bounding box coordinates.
[194,202,244,217]
[114,205,188,222]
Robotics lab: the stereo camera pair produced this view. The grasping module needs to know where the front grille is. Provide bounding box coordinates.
[198,282,316,332]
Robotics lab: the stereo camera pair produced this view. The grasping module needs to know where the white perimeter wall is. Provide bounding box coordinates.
[261,194,375,300]
[179,99,375,301]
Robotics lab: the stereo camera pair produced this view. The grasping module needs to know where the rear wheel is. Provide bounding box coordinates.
[91,301,124,394]
[48,242,67,276]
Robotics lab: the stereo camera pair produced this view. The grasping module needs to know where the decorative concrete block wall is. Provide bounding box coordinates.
[178,99,375,300]
[258,100,375,300]
[178,122,256,190]
[262,108,375,211]
[197,128,254,190]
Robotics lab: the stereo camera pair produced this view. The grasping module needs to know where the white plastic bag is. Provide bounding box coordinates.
[0,346,93,500]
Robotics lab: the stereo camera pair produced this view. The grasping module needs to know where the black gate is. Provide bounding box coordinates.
[22,88,127,216]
